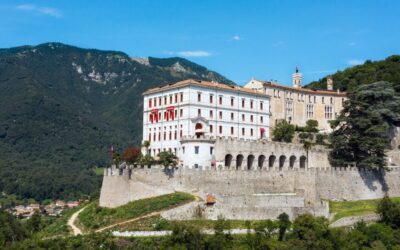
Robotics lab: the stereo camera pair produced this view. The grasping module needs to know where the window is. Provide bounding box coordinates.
[314,96,317,103]
[169,95,172,104]
[182,146,185,154]
[308,95,311,103]
[330,97,333,104]
[164,96,167,105]
[174,130,177,140]
[180,109,183,117]
[198,92,201,102]
[250,128,254,136]
[149,99,152,108]
[306,104,314,118]
[219,111,223,119]
[198,109,201,117]
[260,116,264,123]
[210,147,214,155]
[174,110,177,118]
[231,113,234,120]
[219,126,222,134]
[274,90,276,97]
[322,97,325,104]
[230,127,234,135]
[231,97,234,106]
[195,146,199,154]
[180,92,183,102]
[250,115,254,122]
[242,127,245,135]
[175,94,178,103]
[210,94,213,104]
[286,100,293,118]
[169,131,172,140]
[325,105,333,119]
[219,96,223,105]
[159,97,162,106]
[210,125,213,133]
[242,99,245,108]
[260,102,263,110]
[250,100,253,109]
[210,110,213,118]
[242,114,245,121]
[278,90,280,98]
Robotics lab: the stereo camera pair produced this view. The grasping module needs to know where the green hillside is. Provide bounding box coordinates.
[0,43,233,202]
[306,55,400,92]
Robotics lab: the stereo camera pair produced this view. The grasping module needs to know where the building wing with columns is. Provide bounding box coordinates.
[245,68,346,132]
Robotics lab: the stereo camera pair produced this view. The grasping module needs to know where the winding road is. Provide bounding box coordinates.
[67,206,87,236]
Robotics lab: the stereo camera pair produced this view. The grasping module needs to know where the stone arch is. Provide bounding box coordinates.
[300,156,307,169]
[289,155,296,169]
[279,155,286,170]
[247,155,255,170]
[268,155,276,168]
[236,154,244,170]
[258,155,266,169]
[225,154,233,169]
[195,123,204,138]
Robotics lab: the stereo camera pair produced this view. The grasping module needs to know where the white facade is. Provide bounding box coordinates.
[142,79,271,168]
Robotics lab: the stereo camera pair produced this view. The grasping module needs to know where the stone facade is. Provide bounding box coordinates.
[244,69,347,133]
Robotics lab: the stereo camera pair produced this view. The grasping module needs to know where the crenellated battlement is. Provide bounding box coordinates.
[103,163,400,177]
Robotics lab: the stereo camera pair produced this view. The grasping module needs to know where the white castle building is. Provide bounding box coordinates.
[142,79,271,168]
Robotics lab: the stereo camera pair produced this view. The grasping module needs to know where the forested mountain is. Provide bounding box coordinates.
[306,55,400,92]
[0,43,233,201]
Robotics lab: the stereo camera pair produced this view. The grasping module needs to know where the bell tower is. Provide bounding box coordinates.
[292,65,303,88]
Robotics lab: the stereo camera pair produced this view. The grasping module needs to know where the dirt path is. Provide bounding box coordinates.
[67,206,87,236]
[95,211,161,233]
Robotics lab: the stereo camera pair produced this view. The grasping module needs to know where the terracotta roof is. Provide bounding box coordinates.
[256,79,347,97]
[143,79,271,97]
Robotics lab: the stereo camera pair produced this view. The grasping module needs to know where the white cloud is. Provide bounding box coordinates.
[16,4,62,18]
[176,51,211,57]
[233,35,240,41]
[347,59,364,66]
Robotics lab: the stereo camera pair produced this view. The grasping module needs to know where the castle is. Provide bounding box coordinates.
[99,68,400,220]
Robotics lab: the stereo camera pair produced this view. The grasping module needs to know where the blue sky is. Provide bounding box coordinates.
[0,1,399,85]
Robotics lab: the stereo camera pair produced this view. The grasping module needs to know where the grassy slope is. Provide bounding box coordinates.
[330,197,400,221]
[78,192,195,231]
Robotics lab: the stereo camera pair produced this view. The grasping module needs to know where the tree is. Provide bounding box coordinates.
[121,147,141,164]
[305,119,319,133]
[142,140,150,155]
[138,154,154,167]
[25,213,42,233]
[377,196,400,229]
[158,151,178,168]
[277,213,291,241]
[272,120,295,143]
[112,152,121,167]
[329,81,400,169]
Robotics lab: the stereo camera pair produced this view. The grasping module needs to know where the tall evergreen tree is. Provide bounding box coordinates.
[329,81,400,169]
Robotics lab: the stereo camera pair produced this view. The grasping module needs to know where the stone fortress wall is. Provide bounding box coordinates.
[99,164,400,220]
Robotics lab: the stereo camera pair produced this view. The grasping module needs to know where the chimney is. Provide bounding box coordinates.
[327,75,333,90]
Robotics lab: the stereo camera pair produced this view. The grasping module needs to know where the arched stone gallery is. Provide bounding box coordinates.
[224,153,307,170]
